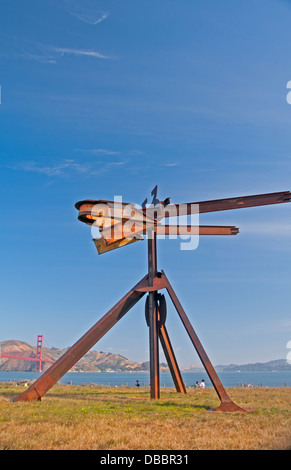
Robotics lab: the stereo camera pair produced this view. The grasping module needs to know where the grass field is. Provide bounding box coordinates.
[0,383,290,450]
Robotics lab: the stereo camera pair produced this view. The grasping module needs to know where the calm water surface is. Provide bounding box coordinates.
[0,370,290,388]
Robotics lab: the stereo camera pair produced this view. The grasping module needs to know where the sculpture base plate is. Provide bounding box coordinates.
[207,401,255,413]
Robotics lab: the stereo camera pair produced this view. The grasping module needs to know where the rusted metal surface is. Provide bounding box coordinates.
[159,324,186,394]
[147,229,160,399]
[75,191,290,253]
[100,219,154,244]
[148,292,160,400]
[76,191,291,223]
[75,200,154,227]
[135,275,166,293]
[75,199,133,225]
[97,224,238,246]
[154,190,291,218]
[93,236,141,255]
[156,225,239,236]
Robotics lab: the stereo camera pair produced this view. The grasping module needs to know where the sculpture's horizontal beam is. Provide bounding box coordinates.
[156,225,239,236]
[75,200,155,226]
[93,236,141,254]
[75,192,290,226]
[75,191,290,253]
[159,191,291,218]
[100,223,239,245]
[100,219,154,244]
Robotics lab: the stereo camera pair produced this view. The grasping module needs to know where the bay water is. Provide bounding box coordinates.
[0,370,290,388]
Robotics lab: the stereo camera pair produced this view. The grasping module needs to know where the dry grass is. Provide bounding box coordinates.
[0,384,290,450]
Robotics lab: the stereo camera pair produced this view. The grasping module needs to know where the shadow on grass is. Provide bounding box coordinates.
[1,384,226,412]
[3,390,217,412]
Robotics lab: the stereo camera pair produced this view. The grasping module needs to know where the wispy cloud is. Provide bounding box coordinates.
[163,162,179,167]
[75,148,120,156]
[24,44,111,63]
[69,10,109,25]
[53,47,109,60]
[58,0,109,25]
[6,157,127,177]
[0,34,111,63]
[107,161,127,167]
[10,160,90,177]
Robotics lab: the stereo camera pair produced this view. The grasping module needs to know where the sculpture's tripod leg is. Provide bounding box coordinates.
[161,270,247,412]
[145,292,186,395]
[159,324,186,394]
[147,230,160,399]
[148,292,160,399]
[13,275,148,402]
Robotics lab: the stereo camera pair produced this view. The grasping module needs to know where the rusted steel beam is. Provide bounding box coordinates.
[13,276,148,402]
[100,224,239,247]
[135,275,167,293]
[76,192,291,230]
[161,270,246,411]
[93,224,239,255]
[93,236,141,255]
[156,225,239,236]
[158,191,291,218]
[159,324,186,394]
[76,191,290,248]
[75,200,155,226]
[148,229,157,288]
[100,219,155,244]
[148,292,160,399]
[75,200,133,225]
[147,229,160,399]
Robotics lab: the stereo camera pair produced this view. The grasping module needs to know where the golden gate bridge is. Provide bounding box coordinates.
[0,335,55,372]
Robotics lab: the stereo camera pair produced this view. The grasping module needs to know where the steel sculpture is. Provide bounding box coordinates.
[14,188,290,411]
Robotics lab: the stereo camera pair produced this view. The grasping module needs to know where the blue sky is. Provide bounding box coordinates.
[0,0,291,368]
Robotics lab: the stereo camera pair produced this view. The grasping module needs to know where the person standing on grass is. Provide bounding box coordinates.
[200,379,206,389]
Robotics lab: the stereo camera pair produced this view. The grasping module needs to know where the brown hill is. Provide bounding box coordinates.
[0,340,169,373]
[0,340,63,372]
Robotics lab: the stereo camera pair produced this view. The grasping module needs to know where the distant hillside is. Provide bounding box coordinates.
[215,359,291,372]
[0,340,169,373]
[179,364,204,373]
[1,340,290,373]
[0,340,59,372]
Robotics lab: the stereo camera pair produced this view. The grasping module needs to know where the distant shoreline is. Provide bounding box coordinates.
[0,370,290,388]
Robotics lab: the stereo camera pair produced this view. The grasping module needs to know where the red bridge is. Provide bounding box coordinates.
[0,335,55,372]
